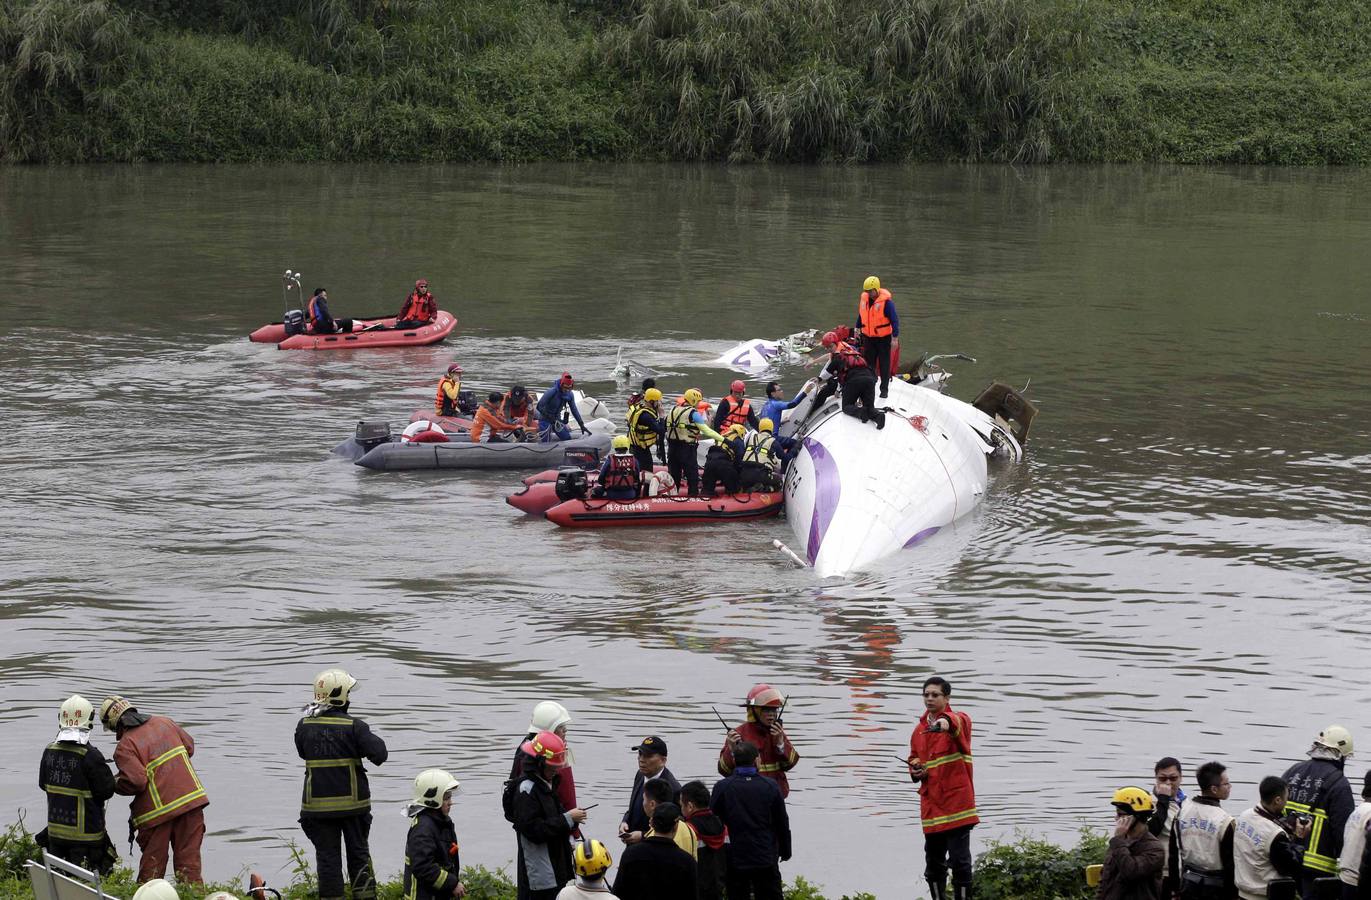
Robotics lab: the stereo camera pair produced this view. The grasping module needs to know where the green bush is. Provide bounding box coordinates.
[975,829,1108,900]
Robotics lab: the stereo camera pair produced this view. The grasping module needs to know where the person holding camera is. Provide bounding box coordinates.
[907,676,978,900]
[1234,776,1312,900]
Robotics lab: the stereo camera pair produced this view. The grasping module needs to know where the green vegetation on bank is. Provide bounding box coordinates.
[2,0,1369,163]
[0,817,1107,900]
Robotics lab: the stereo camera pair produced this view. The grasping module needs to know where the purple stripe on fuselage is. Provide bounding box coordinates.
[903,526,940,548]
[803,437,841,564]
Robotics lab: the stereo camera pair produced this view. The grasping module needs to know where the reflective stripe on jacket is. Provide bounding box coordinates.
[41,742,115,842]
[1283,757,1354,875]
[909,708,978,833]
[113,716,208,830]
[295,710,388,818]
[719,397,752,430]
[718,721,799,798]
[741,433,775,467]
[404,808,460,900]
[667,404,701,442]
[628,404,661,449]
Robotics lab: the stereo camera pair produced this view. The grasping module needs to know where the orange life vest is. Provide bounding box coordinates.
[503,393,532,425]
[721,397,752,430]
[435,377,461,415]
[859,288,893,338]
[400,291,436,324]
[308,296,325,327]
[832,341,869,384]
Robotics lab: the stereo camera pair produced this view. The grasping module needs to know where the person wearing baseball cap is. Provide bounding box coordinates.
[618,735,680,846]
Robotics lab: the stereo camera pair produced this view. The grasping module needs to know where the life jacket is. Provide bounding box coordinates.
[721,397,752,430]
[503,393,532,424]
[833,341,869,383]
[667,404,701,442]
[707,439,737,463]
[741,432,775,467]
[114,716,208,830]
[628,404,660,449]
[435,377,462,416]
[308,296,330,330]
[41,742,109,843]
[296,710,377,817]
[858,288,893,338]
[602,452,639,493]
[399,291,435,324]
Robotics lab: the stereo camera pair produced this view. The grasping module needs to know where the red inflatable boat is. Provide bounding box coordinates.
[544,491,784,528]
[521,464,667,487]
[248,311,457,350]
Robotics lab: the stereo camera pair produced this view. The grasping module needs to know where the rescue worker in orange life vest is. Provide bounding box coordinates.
[296,669,388,900]
[811,331,886,429]
[503,386,537,435]
[436,364,476,417]
[713,380,760,433]
[397,279,438,328]
[856,275,899,398]
[38,695,118,874]
[720,684,800,798]
[308,288,354,334]
[701,423,745,495]
[471,392,523,443]
[594,435,641,501]
[403,769,465,900]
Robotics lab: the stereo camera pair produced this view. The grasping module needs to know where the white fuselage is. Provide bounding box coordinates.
[783,377,995,578]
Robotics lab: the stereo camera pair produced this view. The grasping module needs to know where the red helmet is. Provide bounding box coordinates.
[821,331,838,348]
[560,372,575,388]
[447,364,463,375]
[744,683,786,709]
[416,278,429,290]
[730,380,745,394]
[520,730,569,768]
[834,325,851,342]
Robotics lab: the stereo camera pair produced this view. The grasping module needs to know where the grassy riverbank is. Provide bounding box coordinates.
[0,818,1106,900]
[4,1,1366,164]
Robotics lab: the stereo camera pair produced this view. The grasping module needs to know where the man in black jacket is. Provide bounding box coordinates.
[681,780,728,900]
[39,695,118,874]
[1282,725,1356,899]
[710,742,790,900]
[296,669,388,900]
[614,803,696,900]
[513,731,587,900]
[403,769,463,900]
[619,735,680,846]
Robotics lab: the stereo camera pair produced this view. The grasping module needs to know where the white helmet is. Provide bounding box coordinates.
[1316,724,1354,758]
[527,700,572,735]
[205,893,241,900]
[412,769,460,808]
[313,669,357,707]
[59,695,95,730]
[132,880,179,900]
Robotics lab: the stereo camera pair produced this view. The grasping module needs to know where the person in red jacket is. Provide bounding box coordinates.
[100,696,208,884]
[396,279,438,328]
[719,684,800,798]
[908,676,978,900]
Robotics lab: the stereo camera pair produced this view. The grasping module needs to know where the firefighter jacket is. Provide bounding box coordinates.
[909,707,979,834]
[1281,756,1355,877]
[403,807,460,900]
[113,716,208,831]
[295,706,388,819]
[718,721,799,798]
[39,741,116,843]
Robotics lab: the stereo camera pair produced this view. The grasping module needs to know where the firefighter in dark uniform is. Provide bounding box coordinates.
[38,695,117,874]
[404,769,465,900]
[1282,724,1356,900]
[296,668,389,900]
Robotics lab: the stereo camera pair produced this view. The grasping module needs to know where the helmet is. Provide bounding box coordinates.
[683,388,703,407]
[560,372,574,388]
[821,331,838,348]
[612,435,630,452]
[520,730,569,768]
[131,880,178,900]
[313,669,357,707]
[412,768,461,808]
[573,839,613,878]
[205,893,240,900]
[527,700,572,735]
[1316,725,1354,758]
[835,324,852,342]
[863,275,880,292]
[745,684,786,709]
[758,418,775,433]
[1111,786,1155,815]
[696,401,711,414]
[416,278,429,289]
[99,696,131,731]
[644,388,662,403]
[446,364,462,375]
[510,385,528,401]
[59,695,95,730]
[726,424,746,438]
[730,380,746,394]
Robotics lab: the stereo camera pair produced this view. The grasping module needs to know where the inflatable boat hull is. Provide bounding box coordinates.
[546,492,783,528]
[334,432,613,471]
[249,311,457,350]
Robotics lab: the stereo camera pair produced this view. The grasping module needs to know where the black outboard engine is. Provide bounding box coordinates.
[283,309,305,336]
[562,448,601,470]
[554,467,589,502]
[456,389,479,416]
[355,421,391,452]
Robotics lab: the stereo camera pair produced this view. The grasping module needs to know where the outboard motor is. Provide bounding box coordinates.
[456,389,479,416]
[562,448,601,470]
[283,309,305,336]
[554,467,589,502]
[355,421,391,452]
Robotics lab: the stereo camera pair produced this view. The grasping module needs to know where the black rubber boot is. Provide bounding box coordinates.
[927,880,947,900]
[954,883,973,900]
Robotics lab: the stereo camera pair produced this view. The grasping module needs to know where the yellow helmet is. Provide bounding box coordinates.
[573,839,613,878]
[726,423,746,438]
[1317,724,1354,757]
[59,695,96,731]
[313,669,357,707]
[611,435,630,452]
[131,880,178,900]
[1111,786,1155,815]
[683,388,703,407]
[758,418,775,433]
[863,275,881,292]
[644,387,662,403]
[99,696,131,731]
